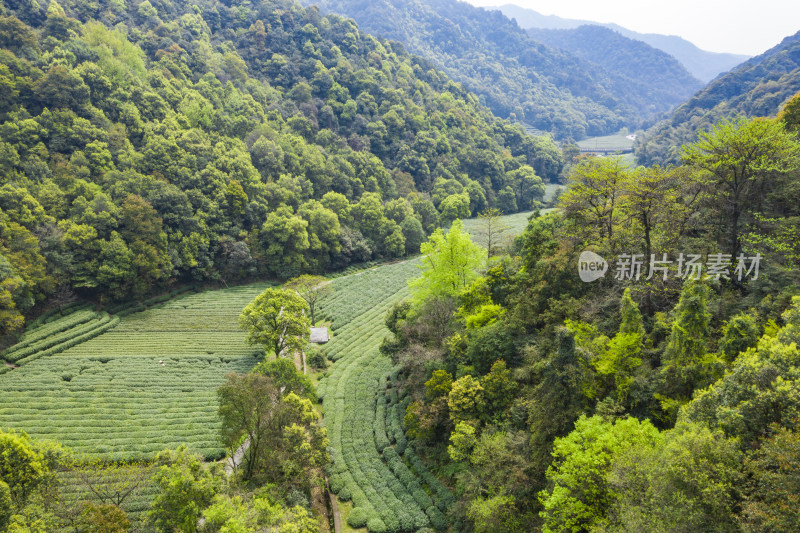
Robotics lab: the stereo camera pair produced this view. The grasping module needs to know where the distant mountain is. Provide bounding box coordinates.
[301,0,703,140]
[497,4,750,83]
[528,25,702,107]
[637,30,800,165]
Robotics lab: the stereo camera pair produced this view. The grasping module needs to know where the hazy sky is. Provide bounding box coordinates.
[464,0,800,56]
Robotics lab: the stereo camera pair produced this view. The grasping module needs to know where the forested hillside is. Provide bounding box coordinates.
[5,0,800,531]
[527,25,702,111]
[381,104,800,531]
[303,0,691,139]
[638,30,800,164]
[498,3,749,83]
[0,0,564,338]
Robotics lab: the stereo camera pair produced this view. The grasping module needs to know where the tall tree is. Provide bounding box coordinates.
[657,281,721,423]
[621,165,700,312]
[252,357,317,401]
[538,415,661,533]
[683,117,800,259]
[595,289,645,405]
[409,219,485,305]
[474,208,511,259]
[217,373,328,485]
[149,446,219,532]
[606,422,742,532]
[239,288,310,358]
[559,157,629,247]
[0,430,48,509]
[217,373,282,481]
[526,327,591,482]
[285,274,332,327]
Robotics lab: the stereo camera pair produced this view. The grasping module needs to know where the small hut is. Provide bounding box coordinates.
[310,327,330,344]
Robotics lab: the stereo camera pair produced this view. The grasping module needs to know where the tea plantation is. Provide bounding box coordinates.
[317,259,454,532]
[0,212,539,531]
[0,284,270,460]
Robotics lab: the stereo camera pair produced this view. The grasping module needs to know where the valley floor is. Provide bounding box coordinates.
[0,211,538,532]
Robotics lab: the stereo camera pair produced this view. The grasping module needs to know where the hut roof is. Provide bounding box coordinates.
[310,327,330,343]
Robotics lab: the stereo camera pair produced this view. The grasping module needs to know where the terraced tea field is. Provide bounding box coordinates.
[0,284,270,460]
[319,212,541,531]
[316,259,454,532]
[0,211,537,531]
[57,464,157,530]
[577,133,635,152]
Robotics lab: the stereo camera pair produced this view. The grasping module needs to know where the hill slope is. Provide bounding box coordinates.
[637,30,800,165]
[303,0,697,139]
[527,25,702,110]
[0,0,565,332]
[498,3,749,82]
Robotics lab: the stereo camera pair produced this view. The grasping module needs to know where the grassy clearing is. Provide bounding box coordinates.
[460,208,556,251]
[459,210,534,242]
[544,182,564,203]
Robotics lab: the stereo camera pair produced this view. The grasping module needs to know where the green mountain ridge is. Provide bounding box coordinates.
[527,25,702,111]
[637,29,800,165]
[301,0,696,139]
[497,3,750,83]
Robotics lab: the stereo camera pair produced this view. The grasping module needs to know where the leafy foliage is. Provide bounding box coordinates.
[308,0,689,139]
[239,287,310,358]
[409,219,485,305]
[217,372,328,485]
[380,99,800,530]
[538,415,661,533]
[0,0,562,339]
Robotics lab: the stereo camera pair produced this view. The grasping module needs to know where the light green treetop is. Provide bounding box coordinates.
[409,219,484,305]
[239,287,310,358]
[538,414,662,533]
[682,117,800,258]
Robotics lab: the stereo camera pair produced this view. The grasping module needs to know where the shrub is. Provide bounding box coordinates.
[329,475,344,494]
[396,509,416,531]
[307,347,328,369]
[367,516,388,533]
[427,506,448,531]
[412,509,430,529]
[348,507,370,528]
[395,436,407,455]
[413,489,433,509]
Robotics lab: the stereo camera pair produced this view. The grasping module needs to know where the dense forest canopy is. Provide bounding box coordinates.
[0,0,564,337]
[304,0,692,139]
[380,106,800,531]
[527,24,702,110]
[3,0,800,531]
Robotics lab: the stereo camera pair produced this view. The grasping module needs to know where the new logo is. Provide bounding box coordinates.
[579,251,608,282]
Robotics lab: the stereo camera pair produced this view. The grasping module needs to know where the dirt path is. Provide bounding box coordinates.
[224,438,249,477]
[327,477,342,533]
[292,349,305,374]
